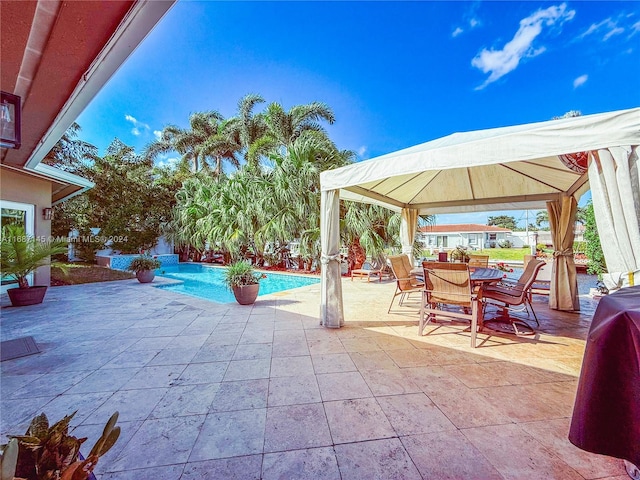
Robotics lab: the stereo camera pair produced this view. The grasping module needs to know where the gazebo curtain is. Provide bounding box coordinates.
[320,189,344,328]
[400,208,419,261]
[547,195,580,311]
[589,147,640,289]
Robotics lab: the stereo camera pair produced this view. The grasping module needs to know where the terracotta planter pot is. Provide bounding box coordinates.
[135,270,155,283]
[232,283,259,305]
[7,286,48,306]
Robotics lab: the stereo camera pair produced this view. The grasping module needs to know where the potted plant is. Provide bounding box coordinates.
[0,411,120,480]
[127,254,161,283]
[1,225,68,306]
[223,260,266,305]
[449,246,470,263]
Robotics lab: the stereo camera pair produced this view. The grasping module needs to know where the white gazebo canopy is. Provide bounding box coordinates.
[319,107,640,328]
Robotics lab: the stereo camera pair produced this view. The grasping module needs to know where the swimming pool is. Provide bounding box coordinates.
[155,263,320,303]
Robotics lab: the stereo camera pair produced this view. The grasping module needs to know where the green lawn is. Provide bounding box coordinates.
[473,248,531,262]
[420,248,531,263]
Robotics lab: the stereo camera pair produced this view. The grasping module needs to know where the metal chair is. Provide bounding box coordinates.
[524,254,552,299]
[420,263,481,348]
[387,255,424,313]
[481,259,545,335]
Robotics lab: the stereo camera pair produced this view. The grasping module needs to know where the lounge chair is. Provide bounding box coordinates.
[351,261,383,282]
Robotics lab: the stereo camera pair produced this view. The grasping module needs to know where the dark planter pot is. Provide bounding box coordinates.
[7,286,48,306]
[232,283,259,305]
[135,270,155,283]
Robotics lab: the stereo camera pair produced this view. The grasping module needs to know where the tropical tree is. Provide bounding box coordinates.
[225,94,268,167]
[42,122,97,172]
[583,201,606,275]
[536,206,586,228]
[252,101,336,162]
[144,111,239,175]
[487,215,518,230]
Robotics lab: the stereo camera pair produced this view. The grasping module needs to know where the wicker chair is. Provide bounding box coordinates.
[420,263,481,348]
[387,255,424,313]
[482,259,545,334]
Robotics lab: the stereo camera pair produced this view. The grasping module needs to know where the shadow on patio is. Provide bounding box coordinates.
[0,277,626,479]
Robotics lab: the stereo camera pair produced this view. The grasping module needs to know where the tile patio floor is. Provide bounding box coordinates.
[0,273,629,479]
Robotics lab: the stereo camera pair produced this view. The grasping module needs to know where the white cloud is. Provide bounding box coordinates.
[573,74,588,88]
[155,154,180,168]
[356,145,367,158]
[453,4,481,38]
[604,27,624,41]
[579,15,634,42]
[153,130,163,141]
[124,114,150,137]
[471,3,575,89]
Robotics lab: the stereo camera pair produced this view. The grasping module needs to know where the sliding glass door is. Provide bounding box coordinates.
[1,200,35,293]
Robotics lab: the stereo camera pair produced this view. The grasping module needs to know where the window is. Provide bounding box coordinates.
[488,233,497,241]
[468,233,479,245]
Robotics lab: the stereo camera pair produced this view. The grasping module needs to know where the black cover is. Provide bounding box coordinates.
[569,285,640,466]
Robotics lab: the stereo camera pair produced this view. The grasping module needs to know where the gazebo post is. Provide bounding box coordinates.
[400,208,419,265]
[547,194,581,311]
[320,188,344,328]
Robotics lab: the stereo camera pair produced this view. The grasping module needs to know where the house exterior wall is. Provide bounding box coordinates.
[419,231,508,251]
[1,169,53,286]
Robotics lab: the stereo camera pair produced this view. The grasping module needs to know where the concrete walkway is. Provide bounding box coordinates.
[0,275,627,479]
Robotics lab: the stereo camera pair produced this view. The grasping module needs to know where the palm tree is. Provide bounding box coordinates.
[536,206,586,228]
[144,111,238,174]
[251,101,336,164]
[260,132,352,269]
[224,94,268,167]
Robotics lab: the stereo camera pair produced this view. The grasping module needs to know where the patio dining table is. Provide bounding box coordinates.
[469,267,505,286]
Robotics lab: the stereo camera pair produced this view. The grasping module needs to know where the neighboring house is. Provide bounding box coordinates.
[1,1,175,292]
[417,224,512,251]
[508,225,585,248]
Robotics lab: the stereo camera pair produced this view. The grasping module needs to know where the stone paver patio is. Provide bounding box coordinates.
[0,273,628,479]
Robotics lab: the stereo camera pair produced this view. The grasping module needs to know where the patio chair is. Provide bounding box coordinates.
[524,254,552,298]
[468,254,489,268]
[481,258,545,335]
[387,255,424,313]
[420,263,481,348]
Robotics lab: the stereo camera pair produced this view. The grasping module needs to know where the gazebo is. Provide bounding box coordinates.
[319,107,640,328]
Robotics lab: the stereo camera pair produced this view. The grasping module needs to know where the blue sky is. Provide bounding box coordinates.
[77,1,640,226]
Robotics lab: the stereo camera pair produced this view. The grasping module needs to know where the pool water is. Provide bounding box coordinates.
[155,263,320,303]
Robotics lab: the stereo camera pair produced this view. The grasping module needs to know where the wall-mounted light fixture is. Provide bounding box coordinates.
[42,208,53,221]
[1,91,21,149]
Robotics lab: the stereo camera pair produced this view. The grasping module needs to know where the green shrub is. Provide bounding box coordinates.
[583,202,606,275]
[224,260,265,288]
[573,241,587,254]
[127,255,161,273]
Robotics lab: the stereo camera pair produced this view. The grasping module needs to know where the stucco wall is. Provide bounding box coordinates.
[1,169,53,286]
